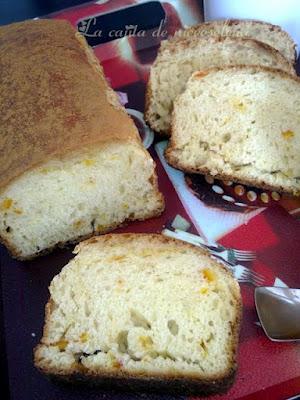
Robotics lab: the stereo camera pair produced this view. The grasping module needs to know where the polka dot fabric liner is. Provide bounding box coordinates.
[204,175,281,207]
[185,173,300,217]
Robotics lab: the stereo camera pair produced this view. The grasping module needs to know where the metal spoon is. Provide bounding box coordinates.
[255,287,300,342]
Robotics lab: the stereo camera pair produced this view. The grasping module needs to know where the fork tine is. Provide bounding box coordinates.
[247,271,264,283]
[250,270,265,281]
[234,250,256,257]
[239,275,260,286]
[253,278,263,286]
[237,277,257,285]
[237,278,253,283]
[234,250,256,258]
[252,277,264,286]
[235,254,256,261]
[240,271,265,285]
[234,252,252,257]
[253,276,265,285]
[235,253,255,258]
[234,248,255,255]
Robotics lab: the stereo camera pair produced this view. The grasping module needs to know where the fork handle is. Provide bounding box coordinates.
[162,229,224,253]
[173,229,224,251]
[211,254,234,271]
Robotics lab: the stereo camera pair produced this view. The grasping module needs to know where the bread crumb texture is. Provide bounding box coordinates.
[34,234,241,383]
[145,35,294,134]
[0,144,163,259]
[166,66,300,195]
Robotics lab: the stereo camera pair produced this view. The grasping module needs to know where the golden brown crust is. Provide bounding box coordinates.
[166,65,300,196]
[35,326,237,394]
[161,35,294,72]
[36,365,236,396]
[144,79,154,129]
[166,155,300,196]
[0,19,141,191]
[144,81,170,138]
[173,19,297,63]
[166,152,299,197]
[188,64,300,84]
[166,141,300,196]
[34,233,242,395]
[74,231,215,254]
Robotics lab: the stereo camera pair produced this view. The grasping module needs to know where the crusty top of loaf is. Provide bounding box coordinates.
[0,19,140,191]
[156,35,294,74]
[171,19,296,63]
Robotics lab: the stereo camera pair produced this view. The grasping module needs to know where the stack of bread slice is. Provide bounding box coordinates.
[146,19,300,195]
[145,20,296,135]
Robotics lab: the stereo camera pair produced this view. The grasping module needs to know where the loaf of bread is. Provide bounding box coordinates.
[0,20,164,260]
[166,66,300,196]
[172,19,296,64]
[145,36,294,135]
[34,233,241,395]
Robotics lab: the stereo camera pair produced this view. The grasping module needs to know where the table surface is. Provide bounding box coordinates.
[1,1,300,400]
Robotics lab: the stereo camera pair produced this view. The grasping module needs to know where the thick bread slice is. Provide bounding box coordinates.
[166,66,300,196]
[34,234,241,395]
[145,36,295,135]
[0,20,163,259]
[172,19,296,64]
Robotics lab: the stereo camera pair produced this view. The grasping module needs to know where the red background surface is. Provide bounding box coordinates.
[1,1,300,400]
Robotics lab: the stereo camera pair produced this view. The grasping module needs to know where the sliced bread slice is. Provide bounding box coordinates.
[34,233,241,395]
[166,66,300,196]
[172,19,297,64]
[145,36,295,135]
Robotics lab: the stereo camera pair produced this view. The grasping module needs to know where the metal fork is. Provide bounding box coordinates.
[234,265,266,286]
[231,249,256,261]
[210,248,255,264]
[216,259,266,286]
[162,229,256,264]
[162,228,265,286]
